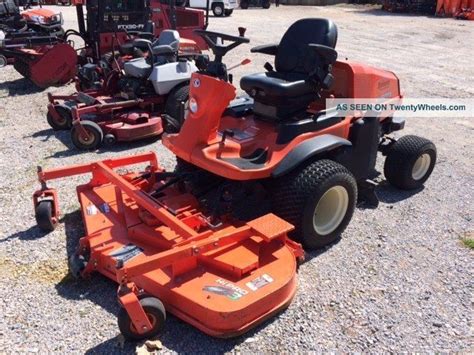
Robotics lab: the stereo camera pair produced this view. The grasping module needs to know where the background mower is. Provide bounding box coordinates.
[46,29,208,150]
[32,19,436,340]
[1,0,64,35]
[2,0,210,88]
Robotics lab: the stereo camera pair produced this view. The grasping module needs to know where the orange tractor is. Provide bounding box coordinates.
[33,19,436,340]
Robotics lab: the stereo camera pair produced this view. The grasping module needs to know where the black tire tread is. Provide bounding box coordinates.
[118,297,166,341]
[384,135,436,190]
[47,106,72,131]
[164,84,189,133]
[35,200,56,232]
[271,159,357,249]
[70,120,103,150]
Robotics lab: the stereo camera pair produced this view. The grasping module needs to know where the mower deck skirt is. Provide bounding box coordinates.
[73,171,298,336]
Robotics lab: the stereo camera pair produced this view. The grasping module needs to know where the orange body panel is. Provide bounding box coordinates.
[21,8,57,21]
[164,60,401,181]
[34,153,303,337]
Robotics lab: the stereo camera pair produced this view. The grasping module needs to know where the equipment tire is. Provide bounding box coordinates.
[118,297,166,341]
[47,105,72,130]
[71,121,103,150]
[164,84,189,133]
[384,135,436,190]
[35,200,56,232]
[271,159,357,250]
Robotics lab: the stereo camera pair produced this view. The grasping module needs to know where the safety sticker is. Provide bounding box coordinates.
[246,274,273,291]
[109,244,143,264]
[86,204,98,215]
[203,278,249,301]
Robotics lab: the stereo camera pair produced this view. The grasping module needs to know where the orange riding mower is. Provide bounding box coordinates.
[33,19,436,340]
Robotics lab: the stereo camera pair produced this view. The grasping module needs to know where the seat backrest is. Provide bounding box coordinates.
[275,18,337,75]
[154,30,180,52]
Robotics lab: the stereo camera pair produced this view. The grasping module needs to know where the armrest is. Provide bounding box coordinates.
[132,38,152,51]
[308,44,338,65]
[152,44,175,56]
[250,43,279,55]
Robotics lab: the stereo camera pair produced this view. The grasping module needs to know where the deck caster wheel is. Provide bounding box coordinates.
[71,120,103,150]
[35,200,57,232]
[68,254,87,279]
[104,134,117,146]
[271,159,357,250]
[118,297,166,341]
[384,135,436,190]
[47,105,73,130]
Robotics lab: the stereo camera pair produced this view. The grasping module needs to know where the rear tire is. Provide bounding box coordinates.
[212,3,225,16]
[35,200,56,232]
[118,297,166,341]
[240,0,249,8]
[164,84,189,133]
[47,105,72,130]
[384,135,436,190]
[262,0,271,8]
[71,121,103,150]
[271,159,357,250]
[224,9,233,16]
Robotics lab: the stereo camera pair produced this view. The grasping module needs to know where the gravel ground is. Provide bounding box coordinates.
[0,4,473,353]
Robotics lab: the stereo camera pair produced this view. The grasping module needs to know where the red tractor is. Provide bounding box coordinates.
[1,0,209,88]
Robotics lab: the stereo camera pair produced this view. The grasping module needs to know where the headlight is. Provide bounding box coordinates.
[189,98,198,114]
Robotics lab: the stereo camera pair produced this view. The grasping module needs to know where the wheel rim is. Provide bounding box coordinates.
[52,113,67,126]
[77,128,96,146]
[411,153,431,180]
[215,6,223,15]
[313,185,349,236]
[129,313,157,335]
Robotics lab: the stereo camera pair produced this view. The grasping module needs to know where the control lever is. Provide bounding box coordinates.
[227,58,251,71]
[221,129,234,143]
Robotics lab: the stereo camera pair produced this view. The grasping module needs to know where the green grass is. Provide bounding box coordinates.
[461,237,474,249]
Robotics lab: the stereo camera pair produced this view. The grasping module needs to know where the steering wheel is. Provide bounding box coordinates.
[194,29,249,62]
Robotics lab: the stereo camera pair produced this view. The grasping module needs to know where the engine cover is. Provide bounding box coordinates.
[149,60,198,95]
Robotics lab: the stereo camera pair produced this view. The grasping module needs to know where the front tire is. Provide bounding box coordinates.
[224,9,233,16]
[164,84,189,133]
[212,3,225,16]
[118,297,166,341]
[271,159,357,250]
[71,121,103,150]
[384,135,436,190]
[240,0,249,9]
[262,0,271,8]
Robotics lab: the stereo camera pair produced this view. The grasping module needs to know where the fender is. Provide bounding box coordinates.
[272,134,352,177]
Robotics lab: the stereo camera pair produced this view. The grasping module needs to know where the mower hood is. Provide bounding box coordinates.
[21,8,61,24]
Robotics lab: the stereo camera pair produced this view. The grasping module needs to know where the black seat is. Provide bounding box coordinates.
[240,18,338,120]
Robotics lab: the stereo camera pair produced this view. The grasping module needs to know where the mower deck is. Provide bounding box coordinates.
[34,153,303,337]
